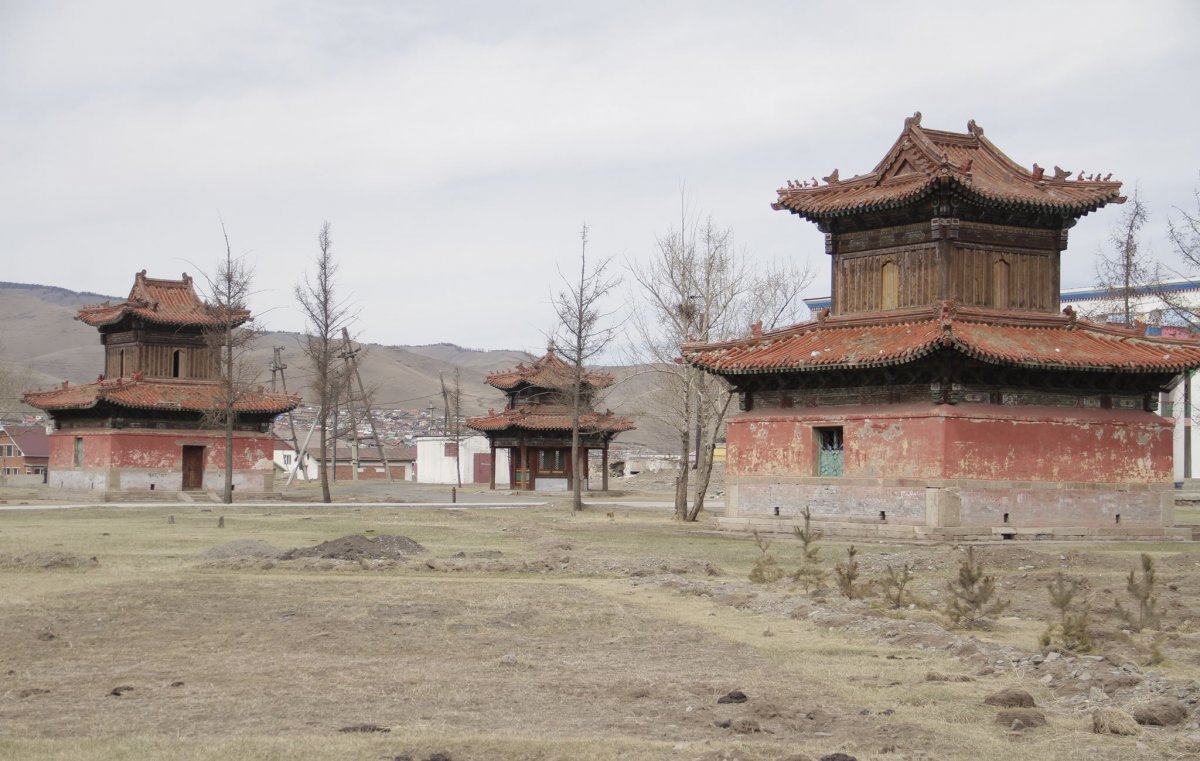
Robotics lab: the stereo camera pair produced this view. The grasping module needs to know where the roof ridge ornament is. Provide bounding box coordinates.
[904,110,922,129]
[1063,305,1078,325]
[966,119,984,137]
[822,168,840,185]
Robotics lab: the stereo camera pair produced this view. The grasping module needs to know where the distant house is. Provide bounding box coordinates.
[274,437,416,482]
[415,434,509,486]
[0,424,49,480]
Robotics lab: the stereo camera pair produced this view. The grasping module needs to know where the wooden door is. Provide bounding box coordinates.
[473,452,492,484]
[181,446,205,490]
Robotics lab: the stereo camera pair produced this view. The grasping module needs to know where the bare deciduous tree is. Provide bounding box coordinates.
[553,224,622,512]
[296,222,355,503]
[1094,188,1155,326]
[199,224,258,504]
[630,200,813,522]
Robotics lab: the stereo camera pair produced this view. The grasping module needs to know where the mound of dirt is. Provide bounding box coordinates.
[203,539,284,559]
[0,551,98,569]
[282,534,426,561]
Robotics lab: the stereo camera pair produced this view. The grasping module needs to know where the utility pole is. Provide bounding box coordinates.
[271,346,307,481]
[339,327,393,482]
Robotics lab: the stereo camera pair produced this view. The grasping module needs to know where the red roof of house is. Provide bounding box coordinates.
[682,302,1200,375]
[23,377,299,414]
[466,406,635,435]
[77,270,249,329]
[2,425,49,458]
[485,348,614,391]
[772,113,1124,222]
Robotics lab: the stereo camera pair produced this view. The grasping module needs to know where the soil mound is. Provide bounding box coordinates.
[282,534,426,561]
[0,551,98,569]
[203,539,284,559]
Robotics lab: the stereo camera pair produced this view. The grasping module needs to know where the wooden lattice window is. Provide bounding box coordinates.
[815,427,844,477]
[538,449,566,475]
[881,261,899,310]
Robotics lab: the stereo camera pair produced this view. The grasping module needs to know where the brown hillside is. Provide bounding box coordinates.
[0,283,678,452]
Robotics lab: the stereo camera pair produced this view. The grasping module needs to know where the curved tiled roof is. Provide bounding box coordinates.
[772,114,1124,222]
[466,406,635,435]
[23,377,300,415]
[682,303,1200,375]
[486,347,614,391]
[77,270,249,329]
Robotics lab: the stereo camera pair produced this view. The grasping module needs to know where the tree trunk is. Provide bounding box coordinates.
[222,333,234,504]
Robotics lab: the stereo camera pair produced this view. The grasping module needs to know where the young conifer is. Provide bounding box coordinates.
[944,547,1009,628]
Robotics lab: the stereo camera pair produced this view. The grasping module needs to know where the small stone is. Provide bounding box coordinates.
[995,708,1046,728]
[717,689,748,704]
[499,653,518,667]
[1045,652,1061,662]
[1010,719,1025,731]
[109,685,134,696]
[1089,687,1107,702]
[819,754,858,761]
[1039,674,1054,685]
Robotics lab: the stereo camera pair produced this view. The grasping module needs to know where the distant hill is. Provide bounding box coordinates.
[0,281,678,453]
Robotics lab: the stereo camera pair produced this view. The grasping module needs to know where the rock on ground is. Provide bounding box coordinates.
[1130,697,1189,726]
[994,708,1046,728]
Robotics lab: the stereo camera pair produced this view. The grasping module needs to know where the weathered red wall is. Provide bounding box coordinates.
[727,403,1171,484]
[48,430,274,470]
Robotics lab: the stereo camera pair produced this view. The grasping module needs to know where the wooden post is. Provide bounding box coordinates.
[601,443,609,492]
[489,443,496,490]
[520,444,530,490]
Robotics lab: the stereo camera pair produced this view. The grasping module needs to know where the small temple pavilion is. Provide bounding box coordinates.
[466,347,634,491]
[682,114,1200,539]
[23,271,299,494]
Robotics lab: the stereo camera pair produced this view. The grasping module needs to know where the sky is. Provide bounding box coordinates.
[3,1,1198,356]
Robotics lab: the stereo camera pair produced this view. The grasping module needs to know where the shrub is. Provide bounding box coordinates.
[944,547,1009,628]
[790,507,827,592]
[880,562,919,609]
[1115,553,1160,632]
[834,544,870,600]
[748,530,784,584]
[1039,572,1092,652]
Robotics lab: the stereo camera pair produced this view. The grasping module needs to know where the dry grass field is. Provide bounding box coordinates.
[1,503,1199,761]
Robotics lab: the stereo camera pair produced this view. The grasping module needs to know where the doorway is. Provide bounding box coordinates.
[182,446,205,490]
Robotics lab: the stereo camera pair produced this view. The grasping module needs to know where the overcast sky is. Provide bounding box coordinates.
[3,1,1198,355]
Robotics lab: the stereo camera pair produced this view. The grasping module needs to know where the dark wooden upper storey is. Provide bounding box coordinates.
[773,113,1125,316]
[76,271,248,381]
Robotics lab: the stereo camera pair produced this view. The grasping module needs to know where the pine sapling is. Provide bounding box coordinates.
[1040,572,1092,652]
[792,506,822,563]
[880,562,919,609]
[944,546,1009,629]
[834,544,869,600]
[748,529,784,584]
[790,506,827,592]
[1115,553,1160,632]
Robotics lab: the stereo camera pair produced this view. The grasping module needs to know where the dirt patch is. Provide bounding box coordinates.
[281,534,426,561]
[202,539,285,559]
[0,551,98,569]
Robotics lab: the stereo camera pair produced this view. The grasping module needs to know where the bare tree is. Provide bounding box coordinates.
[296,222,355,503]
[553,224,622,511]
[630,202,813,522]
[1169,185,1200,271]
[1094,188,1155,326]
[199,224,258,504]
